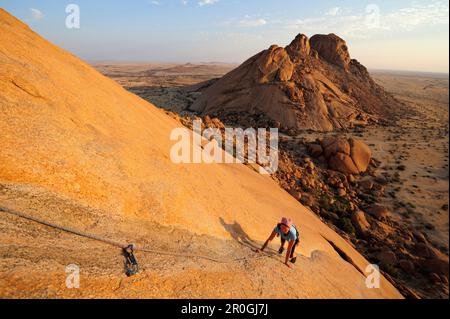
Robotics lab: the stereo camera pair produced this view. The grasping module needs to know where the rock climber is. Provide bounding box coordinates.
[256,217,300,268]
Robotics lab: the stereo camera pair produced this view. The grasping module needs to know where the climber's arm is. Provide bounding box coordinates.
[258,230,277,252]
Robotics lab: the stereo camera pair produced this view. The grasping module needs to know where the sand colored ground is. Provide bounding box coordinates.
[93,62,237,114]
[0,9,401,298]
[370,73,449,251]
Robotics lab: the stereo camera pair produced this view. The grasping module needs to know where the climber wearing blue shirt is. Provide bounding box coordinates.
[257,217,300,268]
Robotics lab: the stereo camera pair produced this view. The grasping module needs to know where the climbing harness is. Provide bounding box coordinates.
[0,206,269,276]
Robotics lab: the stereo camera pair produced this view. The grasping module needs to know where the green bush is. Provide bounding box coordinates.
[320,194,352,215]
[337,217,356,235]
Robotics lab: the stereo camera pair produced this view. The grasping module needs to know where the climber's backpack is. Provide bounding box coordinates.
[123,244,139,277]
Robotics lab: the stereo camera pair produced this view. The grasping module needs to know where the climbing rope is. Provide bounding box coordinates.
[0,206,267,265]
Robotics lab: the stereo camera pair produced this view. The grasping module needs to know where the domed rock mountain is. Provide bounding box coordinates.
[190,33,400,131]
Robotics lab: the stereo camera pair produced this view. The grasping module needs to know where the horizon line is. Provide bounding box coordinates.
[87,59,450,77]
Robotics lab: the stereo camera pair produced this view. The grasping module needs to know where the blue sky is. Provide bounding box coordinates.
[1,0,449,72]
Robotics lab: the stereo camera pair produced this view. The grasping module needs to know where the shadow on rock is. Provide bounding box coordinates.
[219,217,261,251]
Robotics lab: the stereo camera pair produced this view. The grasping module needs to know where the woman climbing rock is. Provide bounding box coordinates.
[256,217,300,268]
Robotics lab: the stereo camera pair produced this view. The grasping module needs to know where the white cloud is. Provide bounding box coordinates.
[285,1,449,39]
[30,8,44,20]
[384,2,449,30]
[181,0,188,6]
[222,15,268,28]
[238,16,267,27]
[198,0,219,7]
[224,32,264,42]
[325,7,341,17]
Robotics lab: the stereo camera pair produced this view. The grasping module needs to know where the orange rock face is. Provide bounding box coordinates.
[310,34,351,69]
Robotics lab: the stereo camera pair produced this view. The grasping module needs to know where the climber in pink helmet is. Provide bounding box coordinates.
[256,217,300,268]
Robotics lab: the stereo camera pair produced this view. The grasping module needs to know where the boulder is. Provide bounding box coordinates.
[308,144,323,158]
[350,138,372,173]
[366,205,391,221]
[376,251,398,265]
[428,272,442,284]
[203,115,225,129]
[398,259,415,274]
[337,188,347,197]
[412,231,427,243]
[414,243,447,260]
[414,242,449,278]
[288,189,302,201]
[351,210,370,236]
[306,161,315,171]
[300,193,314,207]
[328,152,360,175]
[421,258,449,278]
[323,137,351,158]
[359,179,374,190]
[347,174,356,184]
[371,220,396,241]
[320,136,372,175]
[374,175,389,185]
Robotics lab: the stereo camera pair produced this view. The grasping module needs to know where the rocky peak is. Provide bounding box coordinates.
[310,33,351,69]
[285,33,311,62]
[191,32,400,131]
[257,45,294,83]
